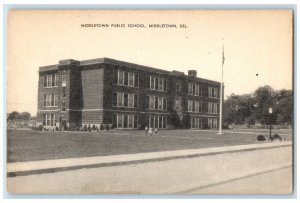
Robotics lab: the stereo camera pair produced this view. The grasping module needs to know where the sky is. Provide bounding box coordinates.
[7,10,293,116]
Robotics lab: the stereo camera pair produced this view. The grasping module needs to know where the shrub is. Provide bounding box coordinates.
[87,125,91,132]
[272,134,282,141]
[257,135,266,141]
[92,125,96,131]
[38,125,44,131]
[83,125,88,132]
[105,124,110,131]
[202,124,210,129]
[100,124,104,131]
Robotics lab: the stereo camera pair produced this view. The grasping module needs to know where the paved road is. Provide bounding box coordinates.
[7,145,292,194]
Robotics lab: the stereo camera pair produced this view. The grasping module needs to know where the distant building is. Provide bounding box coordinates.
[37,58,223,130]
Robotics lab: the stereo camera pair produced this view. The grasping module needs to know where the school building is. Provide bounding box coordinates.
[37,58,223,130]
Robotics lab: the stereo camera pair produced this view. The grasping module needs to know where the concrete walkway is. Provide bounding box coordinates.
[7,141,292,177]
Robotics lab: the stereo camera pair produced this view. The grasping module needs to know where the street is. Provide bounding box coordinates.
[7,144,292,194]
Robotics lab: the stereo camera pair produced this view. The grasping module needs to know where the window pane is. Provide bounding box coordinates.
[134,94,138,108]
[163,116,167,128]
[118,71,124,85]
[163,97,167,110]
[44,75,47,87]
[146,96,150,109]
[118,114,122,128]
[150,76,155,89]
[134,115,138,128]
[128,72,134,86]
[112,92,117,106]
[128,114,133,128]
[123,114,128,128]
[124,93,128,107]
[128,94,133,108]
[155,78,158,90]
[155,97,158,109]
[163,79,167,91]
[117,93,123,106]
[44,95,47,106]
[113,70,118,84]
[52,74,55,86]
[158,78,162,90]
[124,72,128,86]
[150,96,155,109]
[158,97,162,109]
[51,94,54,106]
[134,74,139,87]
[43,114,46,125]
[112,114,117,128]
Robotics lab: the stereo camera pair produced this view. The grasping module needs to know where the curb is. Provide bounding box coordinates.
[7,142,292,177]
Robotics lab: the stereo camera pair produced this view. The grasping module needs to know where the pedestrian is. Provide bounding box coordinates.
[154,128,158,135]
[145,126,148,136]
[149,127,153,135]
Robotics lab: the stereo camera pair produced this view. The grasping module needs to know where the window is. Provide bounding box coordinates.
[44,74,58,88]
[124,93,128,107]
[147,95,167,110]
[176,83,181,92]
[163,97,167,110]
[191,117,203,129]
[174,97,182,111]
[61,100,66,111]
[128,73,134,86]
[124,72,128,86]
[148,115,167,129]
[195,85,199,96]
[117,93,123,106]
[188,100,193,112]
[188,83,193,95]
[199,85,202,96]
[113,92,138,108]
[44,94,58,107]
[195,101,199,113]
[208,118,218,129]
[208,87,213,98]
[208,102,213,113]
[115,114,138,129]
[149,76,166,91]
[43,114,56,126]
[115,70,139,87]
[134,73,139,87]
[118,71,124,85]
[214,88,219,98]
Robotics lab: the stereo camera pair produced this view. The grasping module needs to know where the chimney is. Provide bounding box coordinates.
[188,70,197,77]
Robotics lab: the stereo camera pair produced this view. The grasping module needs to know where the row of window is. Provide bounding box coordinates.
[43,74,66,88]
[113,70,139,87]
[208,102,219,114]
[146,76,167,91]
[188,83,203,96]
[148,115,167,129]
[112,113,139,129]
[190,117,202,129]
[42,114,58,126]
[146,95,167,110]
[112,92,138,108]
[187,100,203,113]
[191,117,218,129]
[44,94,59,107]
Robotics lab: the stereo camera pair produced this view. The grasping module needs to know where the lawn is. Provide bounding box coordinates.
[6,128,293,163]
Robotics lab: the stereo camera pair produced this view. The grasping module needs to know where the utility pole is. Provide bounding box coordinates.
[218,39,225,135]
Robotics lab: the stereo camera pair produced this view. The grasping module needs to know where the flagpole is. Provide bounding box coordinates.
[218,40,224,135]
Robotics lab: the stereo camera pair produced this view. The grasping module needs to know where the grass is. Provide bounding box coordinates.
[7,128,292,163]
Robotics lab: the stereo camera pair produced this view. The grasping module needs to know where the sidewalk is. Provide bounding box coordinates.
[7,141,292,177]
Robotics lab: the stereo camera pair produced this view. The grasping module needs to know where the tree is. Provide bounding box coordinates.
[8,111,21,120]
[20,112,31,120]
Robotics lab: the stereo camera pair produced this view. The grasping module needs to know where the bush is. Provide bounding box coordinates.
[272,134,282,141]
[83,125,88,132]
[92,125,96,131]
[100,124,104,131]
[257,135,266,141]
[38,125,44,131]
[105,124,110,131]
[202,124,210,129]
[87,125,91,132]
